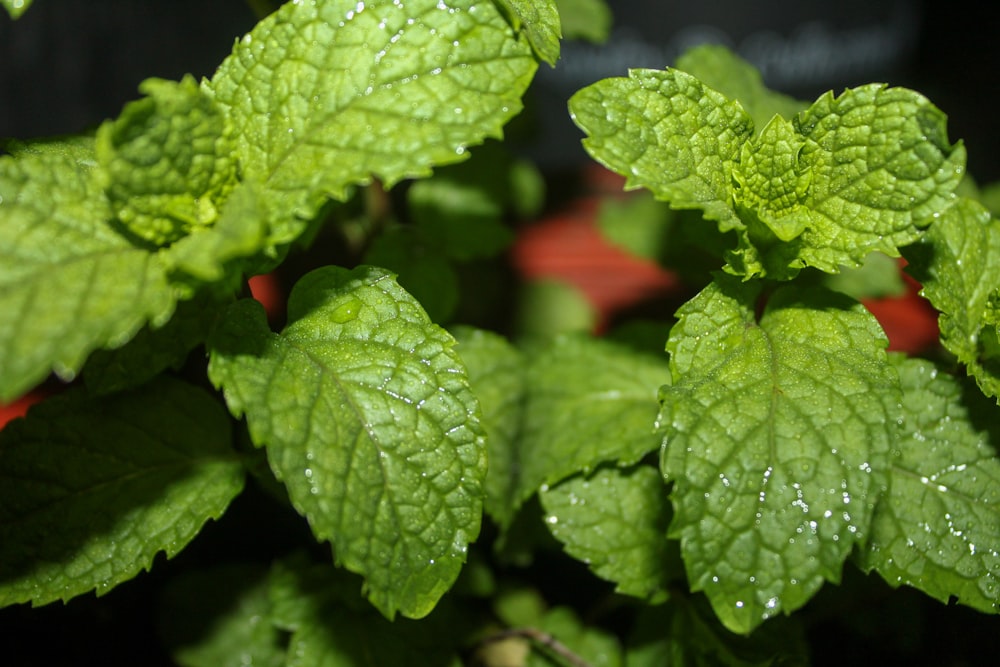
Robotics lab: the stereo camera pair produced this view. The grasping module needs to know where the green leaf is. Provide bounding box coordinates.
[451,326,526,530]
[674,44,806,134]
[569,67,753,232]
[518,335,670,511]
[905,197,1000,400]
[747,83,966,278]
[96,75,239,246]
[626,597,809,667]
[207,265,487,619]
[0,142,178,402]
[268,557,469,667]
[363,225,460,323]
[540,464,678,603]
[554,0,611,43]
[158,565,286,667]
[208,0,539,242]
[659,276,898,634]
[493,0,561,65]
[162,181,269,285]
[0,377,243,607]
[823,252,908,300]
[856,355,1000,612]
[81,291,224,396]
[1,0,32,19]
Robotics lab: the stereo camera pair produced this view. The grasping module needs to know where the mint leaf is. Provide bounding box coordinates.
[268,557,471,667]
[518,335,669,510]
[540,464,677,603]
[764,84,966,277]
[494,0,561,65]
[451,326,526,530]
[555,0,611,43]
[0,143,177,401]
[0,377,243,607]
[569,67,752,232]
[96,75,238,246]
[209,0,538,243]
[660,276,897,634]
[856,356,1000,612]
[674,45,805,133]
[207,266,487,619]
[158,565,286,667]
[163,181,269,285]
[1,0,32,19]
[905,197,1000,400]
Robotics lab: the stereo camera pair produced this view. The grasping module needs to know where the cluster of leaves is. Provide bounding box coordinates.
[2,0,1000,665]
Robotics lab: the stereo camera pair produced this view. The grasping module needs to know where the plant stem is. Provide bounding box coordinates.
[475,627,595,667]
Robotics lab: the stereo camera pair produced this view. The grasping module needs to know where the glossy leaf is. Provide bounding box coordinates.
[540,465,677,603]
[0,377,243,607]
[208,0,538,243]
[569,67,752,232]
[451,326,526,530]
[208,265,486,619]
[856,356,1000,612]
[0,143,177,401]
[659,276,897,634]
[494,0,561,65]
[905,197,1000,400]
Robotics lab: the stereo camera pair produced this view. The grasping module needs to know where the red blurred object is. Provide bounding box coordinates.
[511,195,681,332]
[249,272,284,322]
[0,391,44,430]
[862,264,940,354]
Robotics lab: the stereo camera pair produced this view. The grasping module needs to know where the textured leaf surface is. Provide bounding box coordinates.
[569,67,752,231]
[906,197,1000,400]
[159,565,286,667]
[659,276,897,633]
[571,53,965,281]
[494,0,561,65]
[856,356,1000,612]
[96,76,238,246]
[208,265,486,619]
[451,326,526,530]
[0,144,177,401]
[674,44,805,133]
[1,0,32,18]
[0,377,243,607]
[209,0,538,242]
[519,335,669,510]
[762,84,966,277]
[540,465,677,602]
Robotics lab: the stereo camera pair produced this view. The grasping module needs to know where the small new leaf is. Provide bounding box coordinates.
[0,143,177,401]
[0,377,243,607]
[493,0,561,65]
[660,276,897,634]
[209,0,538,243]
[207,265,487,620]
[856,356,1000,612]
[96,75,238,246]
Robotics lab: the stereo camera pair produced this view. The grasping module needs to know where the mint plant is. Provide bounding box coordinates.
[2,1,999,664]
